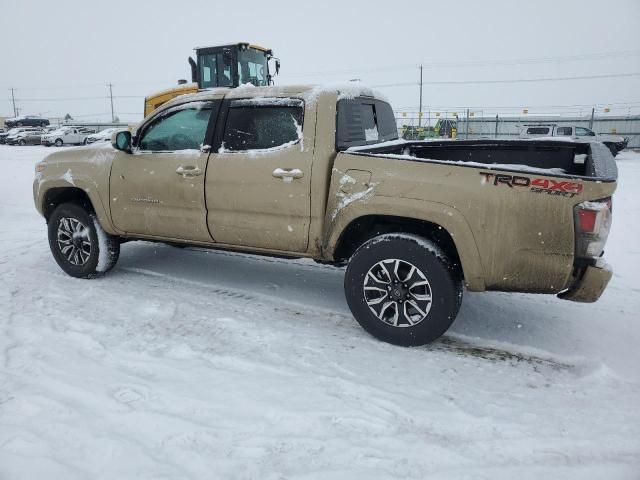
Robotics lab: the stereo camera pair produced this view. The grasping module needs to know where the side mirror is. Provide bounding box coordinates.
[112,131,132,153]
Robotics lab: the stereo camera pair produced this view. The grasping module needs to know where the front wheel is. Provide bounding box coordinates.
[48,203,120,278]
[344,233,463,346]
[18,139,26,146]
[54,138,63,147]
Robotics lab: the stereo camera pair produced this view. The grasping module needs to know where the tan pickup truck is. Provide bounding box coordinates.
[33,84,617,346]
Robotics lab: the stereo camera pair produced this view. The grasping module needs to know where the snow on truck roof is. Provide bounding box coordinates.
[160,82,389,111]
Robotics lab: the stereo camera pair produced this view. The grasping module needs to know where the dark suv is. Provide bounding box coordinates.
[5,116,50,128]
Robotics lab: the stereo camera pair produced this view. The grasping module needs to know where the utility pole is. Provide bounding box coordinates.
[465,108,470,139]
[10,88,17,117]
[495,114,499,138]
[418,65,423,128]
[108,83,115,122]
[589,107,595,129]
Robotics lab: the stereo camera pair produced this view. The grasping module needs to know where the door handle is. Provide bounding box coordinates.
[273,168,303,180]
[176,165,203,177]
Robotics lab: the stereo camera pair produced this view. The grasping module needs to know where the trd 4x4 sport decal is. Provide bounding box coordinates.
[479,172,583,198]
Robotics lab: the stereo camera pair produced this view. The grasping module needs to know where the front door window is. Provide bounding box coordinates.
[139,104,213,151]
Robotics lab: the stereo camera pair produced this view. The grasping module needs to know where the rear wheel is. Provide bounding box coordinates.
[48,203,120,278]
[344,233,463,346]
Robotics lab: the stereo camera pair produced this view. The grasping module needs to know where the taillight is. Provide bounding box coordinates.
[574,198,612,258]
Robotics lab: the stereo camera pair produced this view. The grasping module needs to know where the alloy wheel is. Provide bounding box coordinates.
[57,217,91,266]
[363,258,433,327]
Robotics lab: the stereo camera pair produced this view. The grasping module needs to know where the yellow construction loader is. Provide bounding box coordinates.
[144,42,280,117]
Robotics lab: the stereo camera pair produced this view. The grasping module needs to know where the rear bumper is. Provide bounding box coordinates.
[557,262,612,303]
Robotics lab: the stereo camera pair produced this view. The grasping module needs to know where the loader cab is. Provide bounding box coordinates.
[144,42,281,118]
[191,43,278,89]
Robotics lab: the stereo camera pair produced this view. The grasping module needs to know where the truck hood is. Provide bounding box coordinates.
[39,142,116,168]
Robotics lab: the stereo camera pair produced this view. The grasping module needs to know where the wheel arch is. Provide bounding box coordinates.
[326,200,486,291]
[42,187,95,222]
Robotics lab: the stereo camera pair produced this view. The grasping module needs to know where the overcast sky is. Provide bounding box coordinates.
[1,0,639,121]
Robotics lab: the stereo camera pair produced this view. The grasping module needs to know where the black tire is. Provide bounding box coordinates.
[344,233,463,346]
[18,139,26,146]
[48,203,120,278]
[54,138,63,147]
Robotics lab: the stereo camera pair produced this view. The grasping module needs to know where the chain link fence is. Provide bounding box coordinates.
[395,111,640,148]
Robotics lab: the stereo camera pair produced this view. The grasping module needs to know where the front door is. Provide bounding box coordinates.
[110,101,218,242]
[206,98,314,252]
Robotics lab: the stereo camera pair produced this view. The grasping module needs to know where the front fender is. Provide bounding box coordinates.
[33,145,119,235]
[324,194,486,291]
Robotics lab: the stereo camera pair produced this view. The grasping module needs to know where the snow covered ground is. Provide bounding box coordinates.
[0,145,639,479]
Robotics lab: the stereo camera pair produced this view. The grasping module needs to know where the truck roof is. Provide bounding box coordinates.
[159,82,386,113]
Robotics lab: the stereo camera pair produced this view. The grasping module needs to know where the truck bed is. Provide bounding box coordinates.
[349,139,618,181]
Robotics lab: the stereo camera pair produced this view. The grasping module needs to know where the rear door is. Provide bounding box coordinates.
[110,100,219,242]
[206,97,314,252]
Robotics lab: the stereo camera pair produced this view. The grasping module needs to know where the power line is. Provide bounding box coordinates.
[15,96,108,102]
[371,72,640,88]
[284,49,640,78]
[393,100,640,111]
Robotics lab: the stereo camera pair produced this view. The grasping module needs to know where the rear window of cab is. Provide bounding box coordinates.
[336,97,398,151]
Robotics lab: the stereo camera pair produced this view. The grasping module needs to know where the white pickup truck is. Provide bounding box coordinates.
[519,124,628,156]
[41,126,95,147]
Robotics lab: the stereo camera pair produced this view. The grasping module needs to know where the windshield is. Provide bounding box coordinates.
[237,48,269,86]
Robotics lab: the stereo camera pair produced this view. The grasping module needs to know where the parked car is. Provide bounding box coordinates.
[1,127,36,144]
[7,128,45,146]
[519,124,628,156]
[5,115,50,128]
[41,126,94,147]
[34,85,618,346]
[85,128,120,144]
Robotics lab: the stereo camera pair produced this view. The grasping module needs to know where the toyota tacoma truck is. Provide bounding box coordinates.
[33,84,617,346]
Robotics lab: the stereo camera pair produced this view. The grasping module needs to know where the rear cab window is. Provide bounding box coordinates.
[222,98,304,151]
[336,97,398,151]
